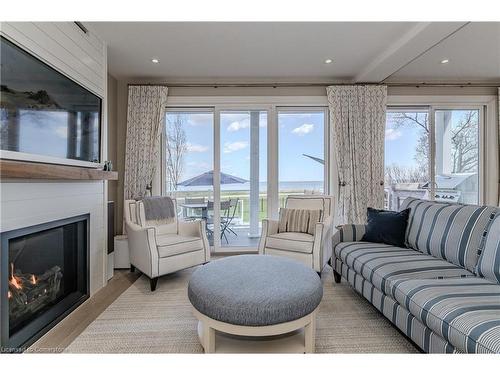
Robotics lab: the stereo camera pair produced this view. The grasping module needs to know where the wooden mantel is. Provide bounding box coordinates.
[0,160,118,181]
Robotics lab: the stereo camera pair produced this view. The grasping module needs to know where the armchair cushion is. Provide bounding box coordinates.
[278,208,322,235]
[156,234,204,258]
[267,232,315,254]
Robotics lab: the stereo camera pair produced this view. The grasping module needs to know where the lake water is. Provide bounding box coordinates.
[177,181,324,192]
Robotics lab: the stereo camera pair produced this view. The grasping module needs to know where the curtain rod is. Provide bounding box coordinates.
[127,82,499,88]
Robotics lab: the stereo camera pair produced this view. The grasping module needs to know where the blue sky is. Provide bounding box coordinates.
[384,115,424,168]
[172,111,325,185]
[278,112,324,182]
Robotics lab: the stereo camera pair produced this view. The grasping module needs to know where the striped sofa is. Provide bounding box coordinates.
[331,197,500,353]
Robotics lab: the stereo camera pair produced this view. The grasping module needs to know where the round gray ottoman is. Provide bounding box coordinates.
[188,255,323,353]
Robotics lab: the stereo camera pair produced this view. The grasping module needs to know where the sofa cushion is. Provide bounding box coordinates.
[476,212,500,283]
[390,277,500,353]
[334,242,474,295]
[400,197,497,272]
[362,207,410,247]
[156,234,203,258]
[266,232,314,254]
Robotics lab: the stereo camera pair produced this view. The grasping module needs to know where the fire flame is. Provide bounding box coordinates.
[8,291,12,299]
[30,274,37,285]
[9,263,22,290]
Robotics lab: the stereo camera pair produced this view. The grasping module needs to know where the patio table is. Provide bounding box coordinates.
[180,202,208,219]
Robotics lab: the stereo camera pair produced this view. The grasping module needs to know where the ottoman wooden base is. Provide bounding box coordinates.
[193,307,317,354]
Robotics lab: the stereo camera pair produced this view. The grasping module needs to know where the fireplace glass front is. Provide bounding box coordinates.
[1,214,89,350]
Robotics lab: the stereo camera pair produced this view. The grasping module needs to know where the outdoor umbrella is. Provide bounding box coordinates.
[177,170,248,187]
[303,154,325,165]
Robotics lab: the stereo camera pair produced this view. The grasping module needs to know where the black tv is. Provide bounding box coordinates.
[0,36,101,164]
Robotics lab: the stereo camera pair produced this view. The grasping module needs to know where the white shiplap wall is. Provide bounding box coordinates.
[0,182,106,294]
[1,22,106,97]
[0,22,108,296]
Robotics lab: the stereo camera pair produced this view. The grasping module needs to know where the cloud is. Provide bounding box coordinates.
[185,113,213,127]
[292,123,314,136]
[227,121,249,132]
[385,128,402,141]
[223,141,248,154]
[186,142,209,153]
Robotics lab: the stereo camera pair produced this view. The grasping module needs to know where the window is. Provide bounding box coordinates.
[434,109,480,205]
[384,109,430,210]
[163,102,330,252]
[277,108,326,207]
[164,110,214,216]
[220,111,267,248]
[385,107,482,209]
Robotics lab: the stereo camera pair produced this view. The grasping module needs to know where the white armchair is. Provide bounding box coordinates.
[124,198,210,291]
[258,195,335,275]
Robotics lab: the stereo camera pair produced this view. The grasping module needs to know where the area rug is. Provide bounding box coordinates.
[64,267,419,353]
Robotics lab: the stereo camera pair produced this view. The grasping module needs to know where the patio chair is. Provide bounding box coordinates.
[205,200,231,243]
[221,198,239,238]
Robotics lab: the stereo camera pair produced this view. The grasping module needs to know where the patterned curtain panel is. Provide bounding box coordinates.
[124,85,168,200]
[326,85,387,225]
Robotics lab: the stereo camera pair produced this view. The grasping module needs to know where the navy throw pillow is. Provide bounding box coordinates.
[361,207,410,248]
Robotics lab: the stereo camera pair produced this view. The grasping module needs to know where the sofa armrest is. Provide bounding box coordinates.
[331,224,367,250]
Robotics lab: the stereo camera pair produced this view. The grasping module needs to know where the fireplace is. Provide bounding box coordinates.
[1,214,89,351]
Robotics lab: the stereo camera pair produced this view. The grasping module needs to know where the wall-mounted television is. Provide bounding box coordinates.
[0,36,101,165]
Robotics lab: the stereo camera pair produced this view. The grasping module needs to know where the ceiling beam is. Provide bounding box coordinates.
[354,22,469,83]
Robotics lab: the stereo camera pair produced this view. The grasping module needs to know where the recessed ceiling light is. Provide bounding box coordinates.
[324,59,333,64]
[440,59,449,64]
[151,58,160,64]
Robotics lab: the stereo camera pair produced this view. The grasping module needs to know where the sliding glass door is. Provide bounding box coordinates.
[384,108,431,210]
[164,109,214,229]
[218,110,267,250]
[277,108,327,208]
[164,104,329,253]
[384,106,482,209]
[434,108,480,204]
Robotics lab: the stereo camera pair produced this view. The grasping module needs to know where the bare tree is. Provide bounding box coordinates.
[165,114,187,191]
[385,110,478,185]
[450,110,478,173]
[385,164,428,185]
[389,111,430,174]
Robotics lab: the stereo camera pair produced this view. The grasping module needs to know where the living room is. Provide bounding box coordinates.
[1,1,500,373]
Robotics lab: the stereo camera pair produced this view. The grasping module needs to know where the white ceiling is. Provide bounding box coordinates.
[87,22,500,83]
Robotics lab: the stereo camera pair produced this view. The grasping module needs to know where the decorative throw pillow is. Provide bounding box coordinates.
[361,207,410,247]
[476,212,500,284]
[278,208,322,235]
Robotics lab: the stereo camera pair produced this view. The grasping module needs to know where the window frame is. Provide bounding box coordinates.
[387,94,496,205]
[162,97,330,252]
[164,96,331,223]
